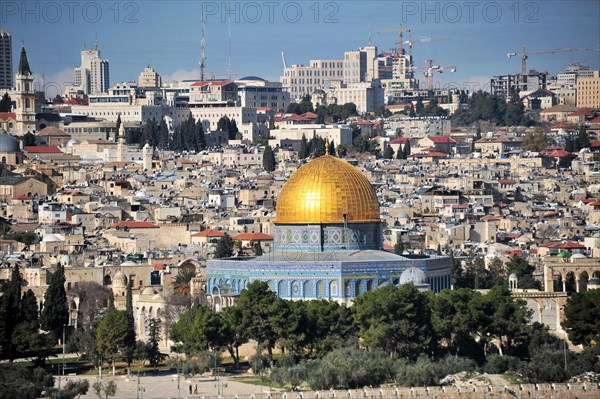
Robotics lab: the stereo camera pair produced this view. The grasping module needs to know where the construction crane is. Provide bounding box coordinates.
[377,24,411,55]
[408,59,456,91]
[507,45,598,75]
[404,35,448,57]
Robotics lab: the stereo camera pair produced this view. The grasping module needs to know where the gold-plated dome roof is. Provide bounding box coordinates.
[275,155,380,224]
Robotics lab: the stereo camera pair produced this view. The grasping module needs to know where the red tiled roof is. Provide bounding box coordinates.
[37,126,70,137]
[481,215,501,221]
[541,211,560,218]
[24,146,62,153]
[65,98,88,105]
[567,108,593,117]
[498,179,517,185]
[302,112,318,119]
[590,116,600,125]
[546,149,572,157]
[191,228,225,238]
[540,241,585,249]
[389,137,409,145]
[232,232,273,241]
[12,194,32,200]
[0,112,16,121]
[506,233,522,239]
[356,120,373,125]
[111,221,159,229]
[427,136,456,144]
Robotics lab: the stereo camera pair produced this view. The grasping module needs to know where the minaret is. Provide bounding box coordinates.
[13,46,36,134]
[142,143,152,171]
[117,121,126,162]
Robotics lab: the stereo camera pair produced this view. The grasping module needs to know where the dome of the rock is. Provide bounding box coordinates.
[275,155,380,224]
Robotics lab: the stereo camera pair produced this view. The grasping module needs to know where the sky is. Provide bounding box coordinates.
[3,0,600,97]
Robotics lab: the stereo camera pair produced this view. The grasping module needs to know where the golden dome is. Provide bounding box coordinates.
[275,155,380,224]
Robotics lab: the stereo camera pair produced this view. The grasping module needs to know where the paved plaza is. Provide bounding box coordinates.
[58,372,280,399]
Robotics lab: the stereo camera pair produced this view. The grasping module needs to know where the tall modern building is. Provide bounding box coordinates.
[74,46,109,95]
[0,29,12,90]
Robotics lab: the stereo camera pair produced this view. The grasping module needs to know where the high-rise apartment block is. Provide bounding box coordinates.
[73,47,110,95]
[577,71,600,108]
[0,29,12,90]
[490,71,548,100]
[138,66,162,88]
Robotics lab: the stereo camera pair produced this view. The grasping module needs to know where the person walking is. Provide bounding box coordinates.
[189,384,193,395]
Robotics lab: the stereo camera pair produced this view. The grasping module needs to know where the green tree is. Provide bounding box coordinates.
[254,241,263,256]
[431,288,486,356]
[523,128,549,152]
[577,125,590,150]
[353,285,433,359]
[383,144,394,159]
[0,364,54,399]
[263,144,276,172]
[40,265,69,341]
[415,98,424,116]
[92,380,117,399]
[505,255,540,290]
[47,379,90,399]
[236,281,281,363]
[306,300,357,357]
[563,290,600,347]
[482,286,532,355]
[220,306,249,369]
[298,134,309,158]
[0,93,12,113]
[214,233,234,259]
[403,140,411,158]
[0,265,23,360]
[146,318,166,370]
[96,310,135,374]
[170,304,226,356]
[396,145,406,160]
[22,132,36,146]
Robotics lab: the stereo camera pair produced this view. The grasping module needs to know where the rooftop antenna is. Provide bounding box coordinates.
[227,0,232,80]
[281,51,287,69]
[368,17,372,46]
[94,34,98,51]
[200,20,206,82]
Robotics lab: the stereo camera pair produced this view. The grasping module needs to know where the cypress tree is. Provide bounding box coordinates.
[403,140,411,158]
[299,134,309,159]
[384,145,394,159]
[396,145,406,160]
[263,144,276,172]
[0,265,23,360]
[214,233,234,259]
[40,265,69,341]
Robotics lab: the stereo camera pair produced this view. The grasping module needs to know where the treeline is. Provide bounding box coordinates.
[169,281,600,389]
[126,115,206,152]
[298,135,335,159]
[451,91,535,127]
[286,95,359,122]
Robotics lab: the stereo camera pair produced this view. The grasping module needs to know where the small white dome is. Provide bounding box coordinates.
[399,267,427,285]
[66,138,79,147]
[571,253,587,259]
[141,286,157,295]
[120,261,137,266]
[509,273,518,279]
[42,234,62,242]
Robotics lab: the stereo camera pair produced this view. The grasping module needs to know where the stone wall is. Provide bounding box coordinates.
[199,383,599,399]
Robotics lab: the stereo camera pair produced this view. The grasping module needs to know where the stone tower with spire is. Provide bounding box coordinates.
[13,46,36,134]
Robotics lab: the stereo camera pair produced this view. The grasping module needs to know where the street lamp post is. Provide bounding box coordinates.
[62,324,66,377]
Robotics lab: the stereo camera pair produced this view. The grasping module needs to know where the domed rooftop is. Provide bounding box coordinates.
[399,267,427,285]
[113,271,127,287]
[238,76,266,81]
[0,133,21,152]
[588,276,600,287]
[275,155,380,224]
[42,234,62,242]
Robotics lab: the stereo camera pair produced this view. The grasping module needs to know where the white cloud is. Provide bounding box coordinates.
[162,69,200,83]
